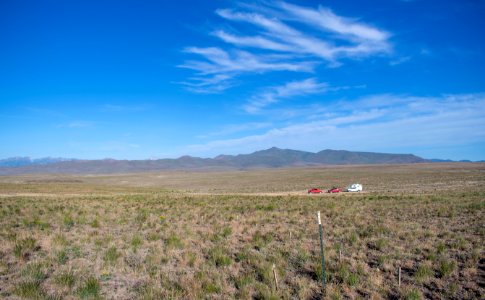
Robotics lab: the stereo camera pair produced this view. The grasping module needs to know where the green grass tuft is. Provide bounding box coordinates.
[165,234,183,249]
[415,263,433,282]
[77,276,100,299]
[208,246,232,267]
[14,280,46,299]
[13,237,38,260]
[54,270,76,288]
[404,288,423,300]
[21,262,47,281]
[103,246,121,265]
[438,259,456,278]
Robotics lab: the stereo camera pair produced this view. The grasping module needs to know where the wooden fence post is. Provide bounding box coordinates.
[272,264,279,291]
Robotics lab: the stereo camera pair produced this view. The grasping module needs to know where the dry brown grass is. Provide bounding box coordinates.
[0,163,483,299]
[1,162,483,195]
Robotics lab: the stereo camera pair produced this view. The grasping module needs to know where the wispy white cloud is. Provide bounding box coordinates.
[215,8,338,61]
[180,47,315,74]
[179,46,316,92]
[244,78,328,113]
[180,1,392,92]
[185,93,485,157]
[212,30,293,52]
[176,74,235,94]
[217,4,390,59]
[279,2,390,43]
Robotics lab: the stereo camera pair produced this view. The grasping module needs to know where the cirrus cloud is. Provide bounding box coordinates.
[185,93,485,157]
[180,1,392,93]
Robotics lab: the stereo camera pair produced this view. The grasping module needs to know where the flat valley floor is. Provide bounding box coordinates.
[0,163,484,299]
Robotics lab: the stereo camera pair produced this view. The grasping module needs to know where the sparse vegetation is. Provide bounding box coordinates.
[13,237,38,260]
[403,288,423,300]
[56,249,68,264]
[0,163,483,299]
[414,263,433,282]
[54,270,76,288]
[14,280,46,299]
[438,258,456,278]
[103,246,121,265]
[77,276,100,299]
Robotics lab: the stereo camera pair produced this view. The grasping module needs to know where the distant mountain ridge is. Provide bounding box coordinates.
[213,147,427,167]
[0,157,73,167]
[0,147,433,175]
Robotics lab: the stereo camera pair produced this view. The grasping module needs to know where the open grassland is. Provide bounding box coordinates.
[0,163,483,299]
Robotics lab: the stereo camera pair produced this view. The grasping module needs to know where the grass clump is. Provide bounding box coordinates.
[90,218,100,228]
[147,232,160,241]
[21,262,47,281]
[438,259,456,277]
[208,246,232,267]
[314,263,326,283]
[255,203,276,211]
[77,276,100,299]
[234,273,254,290]
[23,217,50,230]
[414,263,433,282]
[54,270,76,288]
[347,232,358,246]
[134,283,163,299]
[63,215,75,230]
[14,237,38,260]
[403,288,423,300]
[212,226,232,242]
[254,283,279,300]
[252,230,273,250]
[103,246,121,265]
[135,210,148,227]
[436,242,446,255]
[336,263,350,284]
[131,234,143,251]
[202,281,221,294]
[165,234,183,249]
[56,249,68,264]
[290,248,309,269]
[52,233,68,246]
[184,251,197,267]
[374,238,388,251]
[347,273,359,287]
[14,280,46,299]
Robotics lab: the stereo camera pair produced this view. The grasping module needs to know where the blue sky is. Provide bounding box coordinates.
[1,0,484,160]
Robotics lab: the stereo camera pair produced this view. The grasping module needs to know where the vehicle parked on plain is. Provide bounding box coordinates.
[327,187,342,193]
[346,183,363,192]
[308,188,323,194]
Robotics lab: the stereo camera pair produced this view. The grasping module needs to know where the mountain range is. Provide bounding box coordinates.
[0,147,474,175]
[0,157,72,167]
